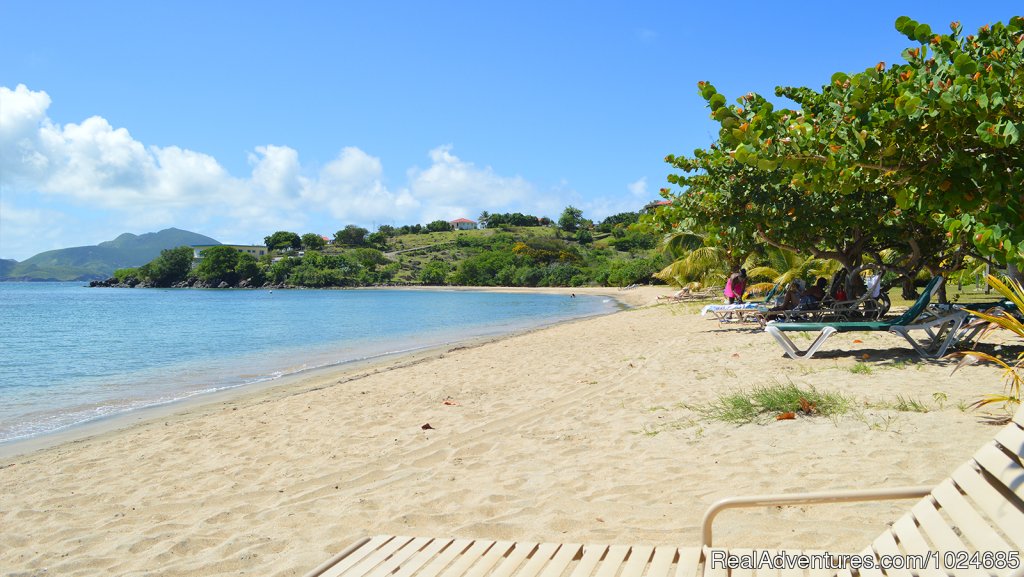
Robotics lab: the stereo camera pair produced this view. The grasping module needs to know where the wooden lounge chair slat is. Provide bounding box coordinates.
[366,537,437,577]
[803,552,836,577]
[409,539,475,577]
[593,544,631,577]
[890,517,946,577]
[645,546,679,577]
[702,548,729,577]
[322,535,413,577]
[753,549,781,577]
[619,545,654,577]
[673,548,701,577]
[437,540,500,577]
[909,499,983,576]
[489,542,539,577]
[870,532,913,577]
[995,418,1024,454]
[853,547,885,577]
[568,544,611,577]
[536,543,584,577]
[953,450,1024,550]
[389,538,457,577]
[728,548,755,577]
[931,479,1012,552]
[511,542,562,577]
[462,541,517,577]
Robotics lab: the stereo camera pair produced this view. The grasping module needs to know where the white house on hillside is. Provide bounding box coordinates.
[449,218,477,230]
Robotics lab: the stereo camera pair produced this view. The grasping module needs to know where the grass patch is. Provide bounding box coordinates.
[892,395,930,413]
[849,362,873,375]
[698,383,853,424]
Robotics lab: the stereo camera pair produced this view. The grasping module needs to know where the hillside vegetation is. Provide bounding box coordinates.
[109,209,666,289]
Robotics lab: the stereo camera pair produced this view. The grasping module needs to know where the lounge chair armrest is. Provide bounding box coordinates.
[304,537,372,577]
[700,486,931,548]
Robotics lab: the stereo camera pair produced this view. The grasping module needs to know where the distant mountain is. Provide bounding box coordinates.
[2,228,220,281]
[0,259,17,277]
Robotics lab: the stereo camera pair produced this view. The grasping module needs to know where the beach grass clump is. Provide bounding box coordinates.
[893,395,930,413]
[849,362,873,375]
[699,382,853,424]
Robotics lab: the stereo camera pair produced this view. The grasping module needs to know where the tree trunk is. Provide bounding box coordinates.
[1007,263,1022,284]
[901,277,918,300]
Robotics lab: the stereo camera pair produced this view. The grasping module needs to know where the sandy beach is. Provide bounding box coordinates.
[0,286,1012,576]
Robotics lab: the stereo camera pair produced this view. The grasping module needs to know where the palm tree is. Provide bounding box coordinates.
[654,224,768,291]
[745,246,842,296]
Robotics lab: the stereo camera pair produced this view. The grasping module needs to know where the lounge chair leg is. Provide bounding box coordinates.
[766,326,837,359]
[889,312,968,359]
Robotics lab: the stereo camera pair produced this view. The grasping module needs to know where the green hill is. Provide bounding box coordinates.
[3,228,220,281]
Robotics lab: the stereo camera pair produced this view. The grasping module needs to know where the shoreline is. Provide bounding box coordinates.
[0,286,664,461]
[5,286,1005,576]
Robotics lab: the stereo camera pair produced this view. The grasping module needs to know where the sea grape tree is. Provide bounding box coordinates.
[691,15,1023,271]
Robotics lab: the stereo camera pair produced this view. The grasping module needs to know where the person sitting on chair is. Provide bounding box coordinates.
[805,277,827,300]
[764,281,803,320]
[795,277,828,310]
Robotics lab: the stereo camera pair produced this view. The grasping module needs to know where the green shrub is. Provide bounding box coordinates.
[699,383,853,424]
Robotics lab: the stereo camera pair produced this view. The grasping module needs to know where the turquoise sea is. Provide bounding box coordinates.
[0,283,617,445]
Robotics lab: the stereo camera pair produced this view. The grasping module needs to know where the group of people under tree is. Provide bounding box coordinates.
[724,267,876,319]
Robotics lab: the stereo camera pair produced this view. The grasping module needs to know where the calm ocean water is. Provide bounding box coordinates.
[0,283,617,444]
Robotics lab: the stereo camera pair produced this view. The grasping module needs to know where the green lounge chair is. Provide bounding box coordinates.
[303,406,1024,577]
[765,277,968,360]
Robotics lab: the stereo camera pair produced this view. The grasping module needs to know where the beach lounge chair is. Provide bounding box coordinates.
[948,299,1024,349]
[700,283,781,326]
[700,302,765,325]
[303,406,1024,577]
[775,274,888,323]
[765,277,969,360]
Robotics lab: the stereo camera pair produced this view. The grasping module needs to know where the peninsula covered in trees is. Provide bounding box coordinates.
[103,208,665,289]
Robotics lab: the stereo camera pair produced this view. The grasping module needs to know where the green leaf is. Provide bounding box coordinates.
[709,93,726,110]
[1002,121,1020,146]
[914,23,932,44]
[954,54,978,75]
[894,189,910,208]
[896,16,918,40]
[830,72,849,86]
[977,122,997,145]
[734,144,751,164]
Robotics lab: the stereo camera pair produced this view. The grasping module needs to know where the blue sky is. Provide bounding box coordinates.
[0,1,1019,261]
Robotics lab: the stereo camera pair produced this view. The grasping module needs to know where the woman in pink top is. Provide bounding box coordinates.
[724,269,748,304]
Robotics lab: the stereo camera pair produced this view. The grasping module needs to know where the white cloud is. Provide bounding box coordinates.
[627,177,648,197]
[301,146,417,223]
[406,145,536,221]
[0,84,654,258]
